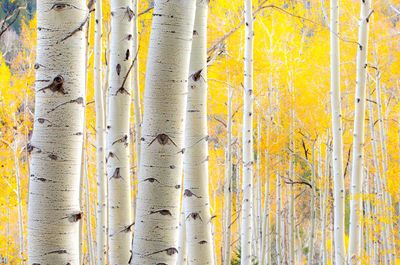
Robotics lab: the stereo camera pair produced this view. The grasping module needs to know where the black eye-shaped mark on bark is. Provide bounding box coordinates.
[111,222,135,237]
[37,75,66,94]
[48,97,84,113]
[199,240,208,244]
[51,3,72,11]
[65,211,82,223]
[106,152,119,162]
[109,167,124,180]
[186,212,203,222]
[143,177,161,184]
[37,117,51,124]
[148,133,177,147]
[190,69,205,82]
[112,134,128,146]
[149,209,172,216]
[48,154,58,160]
[44,249,68,255]
[183,189,202,198]
[116,64,121,76]
[146,247,179,257]
[27,143,42,154]
[126,6,135,21]
[125,49,130,60]
[59,15,89,42]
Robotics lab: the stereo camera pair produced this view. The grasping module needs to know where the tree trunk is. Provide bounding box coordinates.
[107,0,133,263]
[329,0,346,262]
[348,0,372,261]
[94,0,107,263]
[276,173,282,265]
[28,0,87,263]
[241,0,254,263]
[183,1,214,263]
[131,1,196,264]
[223,85,233,265]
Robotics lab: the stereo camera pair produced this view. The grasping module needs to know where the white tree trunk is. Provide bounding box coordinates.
[260,150,270,265]
[107,0,133,263]
[183,1,214,264]
[131,1,196,264]
[329,0,346,263]
[241,0,254,263]
[28,0,87,263]
[348,0,372,261]
[94,0,107,263]
[177,209,188,265]
[276,173,282,265]
[307,144,316,265]
[223,86,233,265]
[132,0,142,170]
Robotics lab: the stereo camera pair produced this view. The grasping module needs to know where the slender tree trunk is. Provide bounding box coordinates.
[223,85,233,265]
[183,1,214,263]
[276,173,282,265]
[28,0,87,263]
[94,0,107,263]
[374,71,395,263]
[131,1,196,264]
[241,0,254,263]
[177,209,188,265]
[329,0,346,262]
[107,0,134,263]
[132,0,142,170]
[307,144,316,265]
[84,152,95,265]
[288,78,295,265]
[260,150,270,265]
[348,0,372,261]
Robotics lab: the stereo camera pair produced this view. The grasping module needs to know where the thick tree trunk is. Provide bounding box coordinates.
[28,0,87,263]
[183,1,214,264]
[241,0,254,263]
[94,0,107,263]
[348,0,371,261]
[107,0,133,263]
[131,1,196,264]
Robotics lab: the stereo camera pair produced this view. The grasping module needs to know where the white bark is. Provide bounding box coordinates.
[177,210,188,265]
[260,150,270,265]
[329,0,346,262]
[94,0,107,263]
[348,0,372,261]
[28,0,87,263]
[84,152,95,265]
[276,173,282,265]
[131,1,196,264]
[132,0,142,170]
[223,86,233,265]
[307,144,316,265]
[107,0,133,263]
[241,0,254,263]
[183,1,214,264]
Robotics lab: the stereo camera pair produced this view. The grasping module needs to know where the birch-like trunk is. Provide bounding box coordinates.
[307,144,316,265]
[183,1,214,264]
[107,0,133,263]
[241,0,254,263]
[132,0,142,169]
[276,173,282,265]
[260,150,270,265]
[329,0,346,262]
[223,86,233,265]
[131,1,196,264]
[94,0,107,263]
[28,0,87,263]
[348,0,372,261]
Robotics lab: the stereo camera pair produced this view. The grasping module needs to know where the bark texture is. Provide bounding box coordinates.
[28,0,87,263]
[131,1,196,264]
[107,0,133,263]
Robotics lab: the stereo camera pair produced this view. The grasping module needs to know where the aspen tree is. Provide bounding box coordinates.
[132,0,142,169]
[329,0,346,262]
[107,0,134,263]
[177,210,188,265]
[223,85,233,265]
[28,0,87,263]
[288,77,295,265]
[348,0,372,261]
[308,143,316,265]
[131,1,196,264]
[241,0,254,263]
[94,0,107,263]
[183,0,214,263]
[276,173,282,265]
